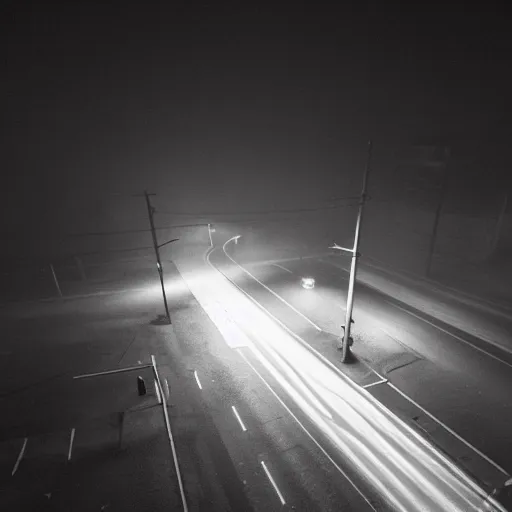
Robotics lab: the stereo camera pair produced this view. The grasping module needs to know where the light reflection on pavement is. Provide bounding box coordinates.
[172,246,506,512]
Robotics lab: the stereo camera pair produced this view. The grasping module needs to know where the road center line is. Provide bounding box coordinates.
[231,405,247,432]
[12,437,27,476]
[260,460,286,505]
[194,370,203,390]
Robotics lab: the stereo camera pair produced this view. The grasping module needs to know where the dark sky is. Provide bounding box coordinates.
[1,1,510,253]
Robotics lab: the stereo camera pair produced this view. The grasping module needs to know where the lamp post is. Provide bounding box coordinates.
[142,191,179,324]
[330,140,373,363]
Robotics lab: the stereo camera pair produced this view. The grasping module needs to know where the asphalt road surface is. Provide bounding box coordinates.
[1,231,510,511]
[0,249,376,511]
[207,234,512,509]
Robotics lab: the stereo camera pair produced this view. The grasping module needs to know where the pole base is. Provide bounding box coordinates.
[137,376,147,396]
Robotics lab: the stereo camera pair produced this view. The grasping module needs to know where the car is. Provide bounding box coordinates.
[301,277,315,289]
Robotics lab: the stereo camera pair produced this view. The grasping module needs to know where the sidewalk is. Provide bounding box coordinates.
[366,255,512,317]
[322,254,512,355]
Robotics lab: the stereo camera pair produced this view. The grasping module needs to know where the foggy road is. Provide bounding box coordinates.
[171,251,383,511]
[1,230,510,510]
[202,236,512,511]
[231,252,512,476]
[0,253,376,511]
[5,2,512,510]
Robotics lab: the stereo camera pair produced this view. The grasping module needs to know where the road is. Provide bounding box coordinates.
[207,234,512,507]
[0,245,377,511]
[170,249,384,511]
[1,230,510,511]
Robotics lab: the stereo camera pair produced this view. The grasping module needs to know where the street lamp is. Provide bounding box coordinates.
[330,140,373,363]
[142,191,179,325]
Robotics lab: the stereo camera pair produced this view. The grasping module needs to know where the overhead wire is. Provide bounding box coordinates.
[157,198,360,217]
[61,223,208,238]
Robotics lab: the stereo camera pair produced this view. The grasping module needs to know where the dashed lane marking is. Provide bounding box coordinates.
[261,460,286,505]
[11,437,27,476]
[232,406,247,432]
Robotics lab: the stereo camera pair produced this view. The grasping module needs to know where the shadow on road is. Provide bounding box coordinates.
[150,315,171,326]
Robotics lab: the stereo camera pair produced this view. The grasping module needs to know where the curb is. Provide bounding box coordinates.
[361,257,512,322]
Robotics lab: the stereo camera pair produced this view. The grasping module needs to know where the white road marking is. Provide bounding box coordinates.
[261,460,286,505]
[363,379,388,389]
[67,428,76,461]
[238,349,376,510]
[12,437,27,476]
[386,300,512,369]
[231,405,247,432]
[194,370,203,390]
[272,263,293,274]
[223,238,321,331]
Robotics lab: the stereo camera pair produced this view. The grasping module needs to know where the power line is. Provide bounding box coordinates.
[61,223,208,238]
[74,246,153,256]
[157,200,359,217]
[209,212,357,226]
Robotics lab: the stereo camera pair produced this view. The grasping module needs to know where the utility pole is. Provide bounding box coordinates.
[331,140,373,363]
[141,191,179,325]
[491,190,509,255]
[49,263,63,297]
[425,147,450,278]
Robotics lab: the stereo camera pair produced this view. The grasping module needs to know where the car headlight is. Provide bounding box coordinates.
[301,277,315,289]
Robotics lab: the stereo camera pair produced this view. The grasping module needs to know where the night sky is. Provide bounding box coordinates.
[1,2,510,258]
